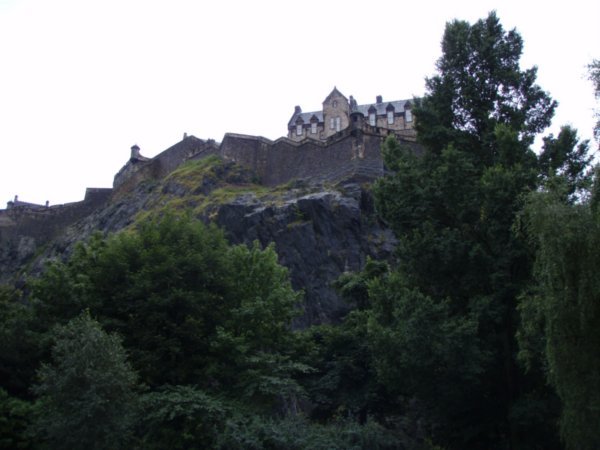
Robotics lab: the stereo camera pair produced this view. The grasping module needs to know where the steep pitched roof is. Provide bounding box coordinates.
[322,86,348,104]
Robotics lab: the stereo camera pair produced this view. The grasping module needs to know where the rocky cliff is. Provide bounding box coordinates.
[0,156,396,325]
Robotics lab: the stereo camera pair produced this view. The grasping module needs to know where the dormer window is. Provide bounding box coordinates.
[405,109,413,123]
[386,103,395,125]
[311,122,317,134]
[368,106,377,126]
[296,124,303,136]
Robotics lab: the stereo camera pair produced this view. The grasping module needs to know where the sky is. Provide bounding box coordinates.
[0,0,598,206]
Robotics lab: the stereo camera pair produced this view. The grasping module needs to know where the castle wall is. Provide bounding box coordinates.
[221,128,394,186]
[113,136,220,196]
[0,188,112,247]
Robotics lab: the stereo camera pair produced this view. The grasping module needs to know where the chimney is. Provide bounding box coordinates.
[294,105,302,114]
[183,132,188,140]
[14,195,18,202]
[376,95,383,103]
[45,200,49,207]
[130,144,141,160]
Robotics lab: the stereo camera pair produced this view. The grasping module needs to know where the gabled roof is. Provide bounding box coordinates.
[323,86,348,104]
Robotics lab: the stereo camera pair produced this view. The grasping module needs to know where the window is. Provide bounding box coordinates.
[330,118,335,129]
[369,113,376,126]
[332,100,338,108]
[335,117,341,132]
[296,124,303,136]
[405,109,413,123]
[387,111,394,124]
[311,122,317,134]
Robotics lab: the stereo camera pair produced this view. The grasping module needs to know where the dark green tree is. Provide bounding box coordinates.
[31,312,139,450]
[373,11,559,448]
[0,387,34,449]
[0,286,46,399]
[538,125,594,201]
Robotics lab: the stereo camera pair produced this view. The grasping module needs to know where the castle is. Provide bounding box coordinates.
[4,88,417,215]
[288,87,415,142]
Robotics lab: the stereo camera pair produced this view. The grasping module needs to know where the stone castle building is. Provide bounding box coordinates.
[287,87,415,142]
[4,88,418,212]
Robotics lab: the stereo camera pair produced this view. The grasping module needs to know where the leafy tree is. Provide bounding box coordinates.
[373,12,560,448]
[137,385,230,449]
[539,125,594,201]
[0,286,46,399]
[589,59,600,145]
[216,414,407,450]
[31,214,304,408]
[519,181,600,450]
[31,312,139,450]
[0,388,34,449]
[366,272,487,444]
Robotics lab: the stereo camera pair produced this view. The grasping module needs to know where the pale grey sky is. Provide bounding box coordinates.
[1,0,598,205]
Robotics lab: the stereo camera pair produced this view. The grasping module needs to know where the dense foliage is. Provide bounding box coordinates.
[519,182,600,450]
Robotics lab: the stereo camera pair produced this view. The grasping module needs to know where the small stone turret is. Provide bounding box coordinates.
[131,144,141,160]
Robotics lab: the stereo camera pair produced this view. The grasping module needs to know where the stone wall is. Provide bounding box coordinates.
[113,136,220,196]
[220,127,411,186]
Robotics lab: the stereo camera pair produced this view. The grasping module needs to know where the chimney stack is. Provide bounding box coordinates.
[294,105,302,114]
[376,95,383,103]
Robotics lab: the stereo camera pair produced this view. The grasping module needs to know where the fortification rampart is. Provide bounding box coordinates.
[220,125,415,186]
[0,187,112,243]
[113,136,220,195]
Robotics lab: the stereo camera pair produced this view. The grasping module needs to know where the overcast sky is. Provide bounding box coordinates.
[1,0,598,205]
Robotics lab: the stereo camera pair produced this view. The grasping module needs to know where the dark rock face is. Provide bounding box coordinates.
[213,184,396,325]
[0,160,396,326]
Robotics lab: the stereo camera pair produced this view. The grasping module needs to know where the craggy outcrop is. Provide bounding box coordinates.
[0,157,396,326]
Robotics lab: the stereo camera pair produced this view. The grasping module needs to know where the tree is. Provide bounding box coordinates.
[589,59,600,145]
[373,12,560,448]
[0,388,34,449]
[519,179,600,450]
[416,11,555,156]
[538,125,594,201]
[31,312,139,450]
[31,214,304,407]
